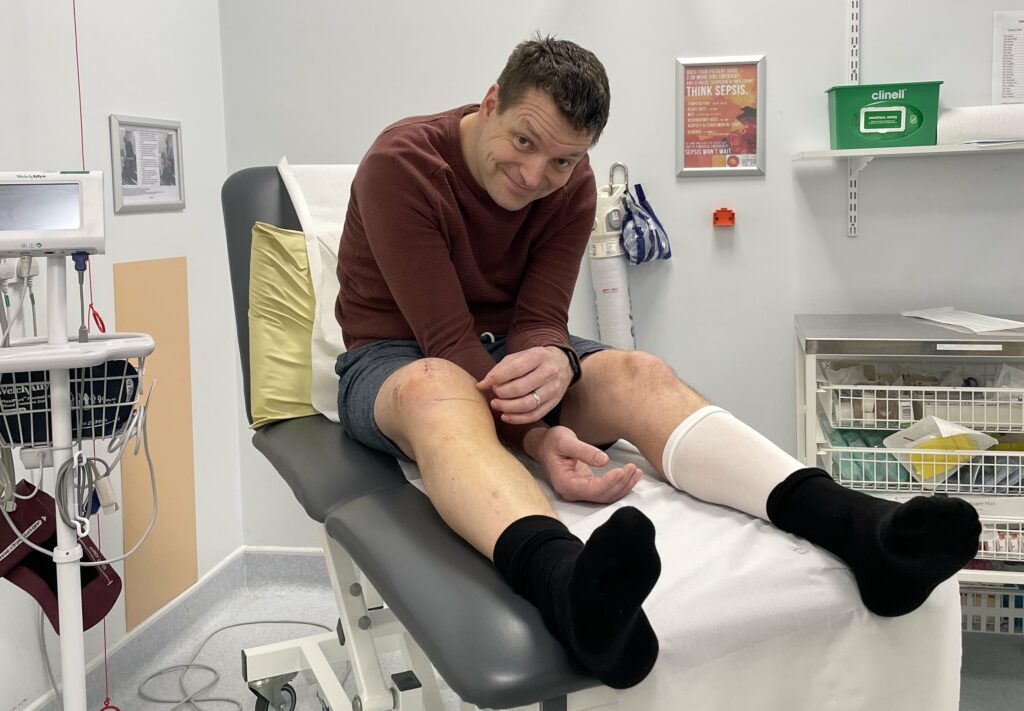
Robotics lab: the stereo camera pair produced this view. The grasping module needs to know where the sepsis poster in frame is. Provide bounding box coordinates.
[676,55,765,177]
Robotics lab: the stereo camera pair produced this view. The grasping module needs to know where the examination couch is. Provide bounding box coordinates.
[223,165,964,711]
[223,166,598,711]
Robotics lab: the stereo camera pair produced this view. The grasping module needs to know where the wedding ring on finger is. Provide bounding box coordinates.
[531,390,541,408]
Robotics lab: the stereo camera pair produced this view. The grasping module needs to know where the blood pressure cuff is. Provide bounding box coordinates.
[0,480,54,576]
[0,359,138,447]
[0,482,122,632]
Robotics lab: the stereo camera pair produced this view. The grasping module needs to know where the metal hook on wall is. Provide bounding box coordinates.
[608,162,629,191]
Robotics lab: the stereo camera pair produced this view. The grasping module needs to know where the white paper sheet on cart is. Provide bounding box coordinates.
[902,306,1024,334]
[401,444,962,710]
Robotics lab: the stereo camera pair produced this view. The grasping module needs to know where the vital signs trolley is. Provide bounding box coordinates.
[0,171,155,711]
[796,314,1024,635]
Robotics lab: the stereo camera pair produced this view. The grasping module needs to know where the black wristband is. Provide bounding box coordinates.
[558,346,582,386]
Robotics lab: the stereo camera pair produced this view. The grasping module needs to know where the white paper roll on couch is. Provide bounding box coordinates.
[936,104,1024,145]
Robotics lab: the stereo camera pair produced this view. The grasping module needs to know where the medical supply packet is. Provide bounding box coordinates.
[883,416,998,484]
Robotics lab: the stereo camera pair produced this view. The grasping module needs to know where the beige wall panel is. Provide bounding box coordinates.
[113,256,198,630]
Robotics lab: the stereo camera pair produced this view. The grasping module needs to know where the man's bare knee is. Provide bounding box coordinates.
[386,358,486,420]
[616,351,708,404]
[376,358,493,460]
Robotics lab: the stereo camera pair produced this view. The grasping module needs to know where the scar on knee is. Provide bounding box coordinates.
[434,397,481,403]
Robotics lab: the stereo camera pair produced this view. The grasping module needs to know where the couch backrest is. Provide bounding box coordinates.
[221,166,301,424]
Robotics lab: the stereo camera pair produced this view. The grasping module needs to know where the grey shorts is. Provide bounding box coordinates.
[335,334,609,461]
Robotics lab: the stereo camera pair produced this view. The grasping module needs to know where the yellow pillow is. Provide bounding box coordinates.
[248,221,319,428]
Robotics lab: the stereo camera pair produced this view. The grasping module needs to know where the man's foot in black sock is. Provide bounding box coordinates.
[492,507,661,688]
[768,470,981,617]
[562,507,661,688]
[855,495,981,616]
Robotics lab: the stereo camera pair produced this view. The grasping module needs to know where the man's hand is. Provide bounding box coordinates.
[525,426,642,504]
[477,346,573,424]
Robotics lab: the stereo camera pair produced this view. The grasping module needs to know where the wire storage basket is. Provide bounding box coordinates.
[820,446,1024,496]
[978,519,1024,562]
[0,333,154,452]
[819,359,1024,432]
[961,584,1024,635]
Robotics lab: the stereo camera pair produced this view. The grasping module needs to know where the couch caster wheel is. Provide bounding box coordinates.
[254,683,296,711]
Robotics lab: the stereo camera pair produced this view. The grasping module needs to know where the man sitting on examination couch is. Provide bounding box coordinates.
[334,35,982,688]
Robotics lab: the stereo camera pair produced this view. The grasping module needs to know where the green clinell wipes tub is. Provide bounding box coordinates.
[826,81,942,149]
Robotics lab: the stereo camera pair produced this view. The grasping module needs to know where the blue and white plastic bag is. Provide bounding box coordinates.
[620,183,671,265]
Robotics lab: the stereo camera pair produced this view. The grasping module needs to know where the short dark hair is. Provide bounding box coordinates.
[495,34,610,144]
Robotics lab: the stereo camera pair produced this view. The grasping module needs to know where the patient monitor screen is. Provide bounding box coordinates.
[0,183,81,231]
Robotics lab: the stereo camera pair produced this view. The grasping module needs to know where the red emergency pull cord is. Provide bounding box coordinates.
[87,260,106,334]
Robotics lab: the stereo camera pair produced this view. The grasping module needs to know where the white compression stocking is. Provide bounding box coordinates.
[661,406,804,521]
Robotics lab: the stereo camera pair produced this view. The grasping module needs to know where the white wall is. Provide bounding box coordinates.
[220,0,1024,537]
[0,2,241,708]
[0,0,1020,707]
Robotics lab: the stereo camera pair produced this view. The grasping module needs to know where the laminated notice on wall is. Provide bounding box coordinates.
[993,11,1024,104]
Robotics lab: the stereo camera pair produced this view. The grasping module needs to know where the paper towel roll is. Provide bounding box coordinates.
[936,104,1024,145]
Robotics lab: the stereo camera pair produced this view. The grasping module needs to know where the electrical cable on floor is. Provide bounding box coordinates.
[135,620,348,711]
[39,613,347,711]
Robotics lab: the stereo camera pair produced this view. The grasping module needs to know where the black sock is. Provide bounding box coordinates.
[767,468,981,616]
[493,507,661,688]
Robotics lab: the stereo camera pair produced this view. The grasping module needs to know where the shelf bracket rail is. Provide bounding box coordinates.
[847,156,872,237]
[845,0,862,237]
[846,0,860,84]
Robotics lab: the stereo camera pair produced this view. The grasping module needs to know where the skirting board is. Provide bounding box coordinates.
[26,547,328,711]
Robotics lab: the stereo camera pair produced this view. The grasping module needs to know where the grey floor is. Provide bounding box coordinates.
[95,576,462,710]
[76,573,1024,711]
[960,633,1024,711]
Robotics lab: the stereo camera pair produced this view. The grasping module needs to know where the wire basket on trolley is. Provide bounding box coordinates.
[0,333,154,452]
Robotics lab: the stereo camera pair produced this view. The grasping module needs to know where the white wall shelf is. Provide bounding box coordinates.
[793,141,1024,237]
[793,142,1024,161]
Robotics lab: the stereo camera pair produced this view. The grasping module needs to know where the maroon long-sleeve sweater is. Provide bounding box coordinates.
[335,105,596,446]
[336,104,596,446]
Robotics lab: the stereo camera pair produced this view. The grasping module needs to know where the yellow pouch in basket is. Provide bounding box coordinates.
[884,416,998,484]
[992,442,1024,452]
[908,434,981,482]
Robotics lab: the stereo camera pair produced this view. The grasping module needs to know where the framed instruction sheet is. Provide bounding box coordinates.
[110,115,185,213]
